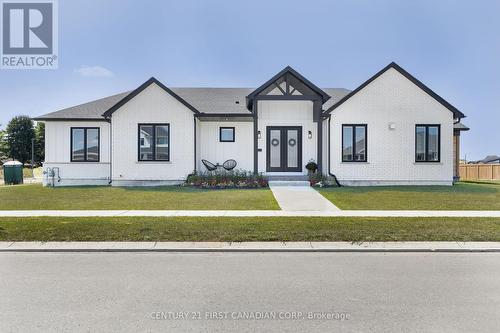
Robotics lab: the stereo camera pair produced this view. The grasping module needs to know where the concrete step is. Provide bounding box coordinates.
[268,180,310,187]
[267,175,309,181]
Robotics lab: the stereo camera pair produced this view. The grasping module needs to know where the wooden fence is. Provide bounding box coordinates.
[459,163,500,181]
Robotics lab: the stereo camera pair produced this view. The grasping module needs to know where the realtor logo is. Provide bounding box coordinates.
[1,0,58,69]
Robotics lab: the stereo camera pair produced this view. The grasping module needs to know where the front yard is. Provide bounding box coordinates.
[0,184,279,210]
[1,216,499,242]
[318,182,500,210]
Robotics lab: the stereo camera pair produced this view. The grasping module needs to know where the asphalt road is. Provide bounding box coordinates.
[1,252,500,332]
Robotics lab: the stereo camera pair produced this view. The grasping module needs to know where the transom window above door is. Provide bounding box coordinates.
[138,124,170,161]
[342,125,367,162]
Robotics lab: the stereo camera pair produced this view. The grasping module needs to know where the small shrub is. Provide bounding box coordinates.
[305,160,318,174]
[185,170,268,189]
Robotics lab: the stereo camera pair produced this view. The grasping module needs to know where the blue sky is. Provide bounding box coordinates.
[1,0,498,160]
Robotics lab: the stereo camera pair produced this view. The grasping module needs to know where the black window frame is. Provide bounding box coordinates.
[70,127,100,162]
[138,123,170,162]
[342,124,367,162]
[415,124,441,163]
[219,127,235,142]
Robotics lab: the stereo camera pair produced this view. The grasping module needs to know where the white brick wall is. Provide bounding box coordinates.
[329,67,454,185]
[43,121,110,186]
[198,121,254,172]
[111,83,195,185]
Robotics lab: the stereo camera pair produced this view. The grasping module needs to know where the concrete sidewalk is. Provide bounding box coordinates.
[1,241,500,252]
[1,210,500,217]
[269,183,340,211]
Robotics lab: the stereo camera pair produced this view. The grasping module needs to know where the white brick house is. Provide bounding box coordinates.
[34,62,468,186]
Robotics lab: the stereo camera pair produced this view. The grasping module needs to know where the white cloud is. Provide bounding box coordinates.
[74,65,114,77]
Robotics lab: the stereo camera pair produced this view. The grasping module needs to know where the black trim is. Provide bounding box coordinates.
[341,124,367,162]
[253,103,258,174]
[266,126,302,172]
[34,118,106,122]
[219,127,235,142]
[254,95,320,101]
[103,77,200,118]
[195,113,253,118]
[326,115,341,186]
[415,124,441,163]
[324,62,465,119]
[246,66,330,110]
[193,117,197,172]
[107,118,112,184]
[70,127,100,162]
[314,100,323,171]
[138,123,170,162]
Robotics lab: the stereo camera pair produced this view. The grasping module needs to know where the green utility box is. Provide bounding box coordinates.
[3,160,23,185]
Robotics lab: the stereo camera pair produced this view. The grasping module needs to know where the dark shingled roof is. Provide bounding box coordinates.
[33,91,131,120]
[34,86,351,120]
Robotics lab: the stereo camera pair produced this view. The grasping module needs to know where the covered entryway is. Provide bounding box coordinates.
[266,126,302,172]
[246,66,332,175]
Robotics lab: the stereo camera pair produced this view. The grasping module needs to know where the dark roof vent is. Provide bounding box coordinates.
[235,101,240,104]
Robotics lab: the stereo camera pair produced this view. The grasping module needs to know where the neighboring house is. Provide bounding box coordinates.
[34,62,468,186]
[467,155,500,164]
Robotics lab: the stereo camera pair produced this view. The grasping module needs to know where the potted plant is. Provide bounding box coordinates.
[305,159,318,174]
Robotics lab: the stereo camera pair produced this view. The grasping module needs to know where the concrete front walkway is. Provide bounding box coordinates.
[1,210,500,217]
[269,183,340,211]
[1,241,500,252]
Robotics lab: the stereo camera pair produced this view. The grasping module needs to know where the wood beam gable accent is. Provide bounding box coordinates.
[246,66,330,110]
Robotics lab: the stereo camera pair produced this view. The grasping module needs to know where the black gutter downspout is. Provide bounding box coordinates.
[106,117,112,185]
[193,116,197,172]
[327,115,341,187]
[315,100,322,172]
[253,102,258,174]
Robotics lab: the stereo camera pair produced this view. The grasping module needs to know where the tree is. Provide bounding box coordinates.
[0,125,8,161]
[5,116,35,164]
[34,122,45,165]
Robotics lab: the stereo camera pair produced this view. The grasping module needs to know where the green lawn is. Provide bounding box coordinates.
[318,182,500,210]
[0,184,279,210]
[1,216,499,242]
[462,180,500,185]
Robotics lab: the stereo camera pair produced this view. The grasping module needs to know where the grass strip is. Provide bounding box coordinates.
[1,216,499,242]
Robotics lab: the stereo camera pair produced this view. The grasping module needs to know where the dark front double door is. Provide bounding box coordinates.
[266,126,302,172]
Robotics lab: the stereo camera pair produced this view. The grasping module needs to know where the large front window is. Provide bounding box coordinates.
[342,125,367,162]
[415,125,440,162]
[71,127,99,162]
[138,124,170,161]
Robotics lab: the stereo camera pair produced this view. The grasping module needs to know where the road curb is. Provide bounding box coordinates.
[1,248,500,253]
[1,242,500,253]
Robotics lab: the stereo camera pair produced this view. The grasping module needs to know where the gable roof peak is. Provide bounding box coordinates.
[324,62,465,119]
[102,77,200,118]
[246,65,331,109]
